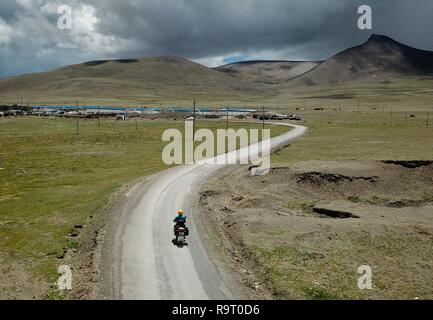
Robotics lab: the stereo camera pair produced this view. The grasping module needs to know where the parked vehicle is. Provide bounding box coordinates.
[116,113,126,121]
[271,114,288,120]
[288,114,302,121]
[4,110,17,117]
[15,110,27,116]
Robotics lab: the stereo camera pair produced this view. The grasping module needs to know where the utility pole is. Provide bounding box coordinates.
[262,106,265,130]
[226,106,229,130]
[193,98,196,140]
[98,106,101,128]
[135,113,138,132]
[76,98,79,135]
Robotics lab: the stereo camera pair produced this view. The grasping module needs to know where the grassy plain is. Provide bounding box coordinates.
[0,117,286,298]
[270,78,433,163]
[1,76,433,299]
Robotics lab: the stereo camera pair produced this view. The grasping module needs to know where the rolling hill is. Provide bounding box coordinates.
[0,34,433,104]
[214,60,321,85]
[0,56,261,105]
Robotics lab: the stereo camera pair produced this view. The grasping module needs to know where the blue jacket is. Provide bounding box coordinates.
[174,215,187,224]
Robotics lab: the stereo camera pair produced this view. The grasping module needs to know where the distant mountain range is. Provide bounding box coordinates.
[1,34,432,103]
[214,60,321,85]
[217,34,433,86]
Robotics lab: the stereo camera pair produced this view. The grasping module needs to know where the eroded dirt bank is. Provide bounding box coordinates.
[196,161,433,299]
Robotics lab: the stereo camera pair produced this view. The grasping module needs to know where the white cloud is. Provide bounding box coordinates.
[193,55,227,68]
[193,46,323,68]
[0,0,135,76]
[0,18,12,46]
[0,0,432,76]
[73,4,98,32]
[16,0,41,10]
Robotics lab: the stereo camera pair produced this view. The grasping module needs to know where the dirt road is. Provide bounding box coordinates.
[101,123,307,300]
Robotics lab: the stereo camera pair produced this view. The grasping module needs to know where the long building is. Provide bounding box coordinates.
[31,105,257,116]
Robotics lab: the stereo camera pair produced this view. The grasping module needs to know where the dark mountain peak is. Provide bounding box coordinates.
[361,33,433,56]
[367,34,395,42]
[293,34,433,85]
[363,34,405,50]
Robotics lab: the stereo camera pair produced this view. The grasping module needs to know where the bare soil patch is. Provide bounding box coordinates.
[197,160,433,299]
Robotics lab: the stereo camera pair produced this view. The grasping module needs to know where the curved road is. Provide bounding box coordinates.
[109,123,307,300]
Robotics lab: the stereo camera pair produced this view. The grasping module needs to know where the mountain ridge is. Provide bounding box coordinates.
[291,34,433,85]
[0,34,432,102]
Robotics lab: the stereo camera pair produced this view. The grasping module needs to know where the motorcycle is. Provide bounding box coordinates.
[173,225,189,247]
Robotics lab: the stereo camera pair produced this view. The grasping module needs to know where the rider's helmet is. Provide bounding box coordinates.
[177,209,184,216]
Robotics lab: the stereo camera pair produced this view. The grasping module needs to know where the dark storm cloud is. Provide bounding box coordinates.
[0,1,21,21]
[88,0,359,59]
[0,0,432,77]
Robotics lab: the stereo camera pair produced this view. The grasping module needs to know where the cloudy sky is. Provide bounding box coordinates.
[0,0,432,77]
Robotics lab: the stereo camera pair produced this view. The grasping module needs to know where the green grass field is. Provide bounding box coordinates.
[0,117,287,298]
[1,76,433,299]
[272,104,433,163]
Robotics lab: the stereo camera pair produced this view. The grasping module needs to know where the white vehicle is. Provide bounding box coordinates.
[116,113,126,121]
[288,114,302,121]
[65,111,79,117]
[0,112,4,117]
[271,113,288,120]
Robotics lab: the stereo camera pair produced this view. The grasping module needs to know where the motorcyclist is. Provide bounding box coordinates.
[173,209,189,236]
